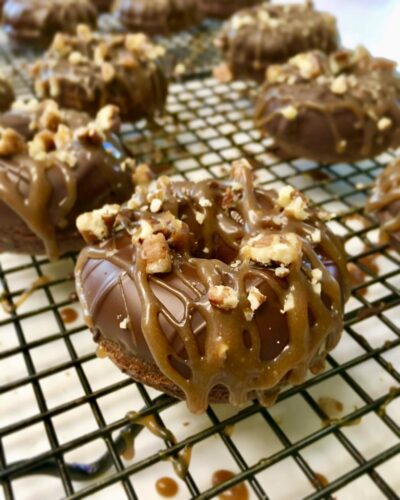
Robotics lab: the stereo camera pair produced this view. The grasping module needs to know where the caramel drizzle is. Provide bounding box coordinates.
[366,159,400,236]
[76,166,349,413]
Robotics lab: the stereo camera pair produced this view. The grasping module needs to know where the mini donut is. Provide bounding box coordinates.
[91,0,113,12]
[75,159,350,413]
[3,0,97,48]
[0,102,134,260]
[113,0,202,36]
[254,48,400,164]
[0,73,14,112]
[31,26,169,123]
[366,159,400,252]
[215,2,338,82]
[199,0,262,19]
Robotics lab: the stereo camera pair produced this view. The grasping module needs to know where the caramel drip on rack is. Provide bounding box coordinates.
[366,159,400,237]
[0,275,50,313]
[76,162,349,414]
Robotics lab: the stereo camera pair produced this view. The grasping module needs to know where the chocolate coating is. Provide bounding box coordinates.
[199,0,262,19]
[113,0,202,35]
[3,0,97,48]
[31,27,169,123]
[0,102,134,260]
[75,159,350,413]
[0,73,14,112]
[91,0,113,12]
[366,158,400,252]
[216,2,338,82]
[254,48,400,164]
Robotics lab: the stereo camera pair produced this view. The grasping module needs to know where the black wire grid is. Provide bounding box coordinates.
[0,23,399,500]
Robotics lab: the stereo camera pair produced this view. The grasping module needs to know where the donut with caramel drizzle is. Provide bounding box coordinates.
[75,159,350,413]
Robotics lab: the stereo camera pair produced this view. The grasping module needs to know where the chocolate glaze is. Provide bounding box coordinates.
[31,27,169,122]
[114,0,202,35]
[3,0,97,48]
[0,102,133,259]
[199,0,262,20]
[255,48,400,163]
[216,2,338,82]
[366,158,400,252]
[75,159,350,413]
[0,74,14,112]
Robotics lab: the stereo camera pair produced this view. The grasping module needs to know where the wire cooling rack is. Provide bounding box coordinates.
[0,26,399,500]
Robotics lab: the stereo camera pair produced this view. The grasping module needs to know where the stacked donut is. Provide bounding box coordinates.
[0,0,397,413]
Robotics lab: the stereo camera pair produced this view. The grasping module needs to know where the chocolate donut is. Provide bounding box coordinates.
[31,26,169,122]
[91,0,113,12]
[0,102,134,260]
[215,2,338,82]
[3,0,97,48]
[199,0,262,19]
[75,159,350,413]
[113,0,202,35]
[0,73,14,112]
[254,48,400,164]
[366,159,400,252]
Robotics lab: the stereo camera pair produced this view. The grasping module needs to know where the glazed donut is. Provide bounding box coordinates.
[113,0,202,36]
[75,159,350,413]
[0,102,134,260]
[3,0,97,48]
[199,0,262,19]
[367,158,400,252]
[254,48,400,164]
[215,2,338,82]
[31,26,169,122]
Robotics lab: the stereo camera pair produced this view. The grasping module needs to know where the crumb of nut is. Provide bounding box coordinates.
[39,102,62,131]
[213,63,233,83]
[55,150,77,168]
[199,197,212,208]
[150,198,162,213]
[75,125,104,144]
[28,130,56,160]
[231,13,254,30]
[248,286,266,312]
[141,233,172,274]
[310,228,321,243]
[208,285,239,311]
[132,163,153,185]
[119,317,129,330]
[275,266,290,278]
[311,268,323,295]
[0,128,26,157]
[278,186,309,220]
[318,210,335,221]
[174,63,186,76]
[51,33,71,56]
[95,105,120,132]
[34,80,46,98]
[280,105,298,121]
[330,75,348,95]
[280,289,295,314]
[377,117,392,131]
[290,53,322,79]
[49,77,61,98]
[76,204,120,244]
[266,65,286,84]
[101,62,115,82]
[12,98,40,113]
[54,124,72,149]
[125,33,148,52]
[68,51,86,65]
[278,186,295,208]
[336,139,347,153]
[76,24,92,42]
[131,220,154,244]
[94,43,109,65]
[241,233,302,267]
[195,211,206,225]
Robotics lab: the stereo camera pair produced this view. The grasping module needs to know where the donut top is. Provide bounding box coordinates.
[114,0,201,35]
[366,159,400,239]
[31,26,167,117]
[0,102,133,259]
[215,2,338,72]
[256,48,400,158]
[75,159,350,413]
[3,0,97,44]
